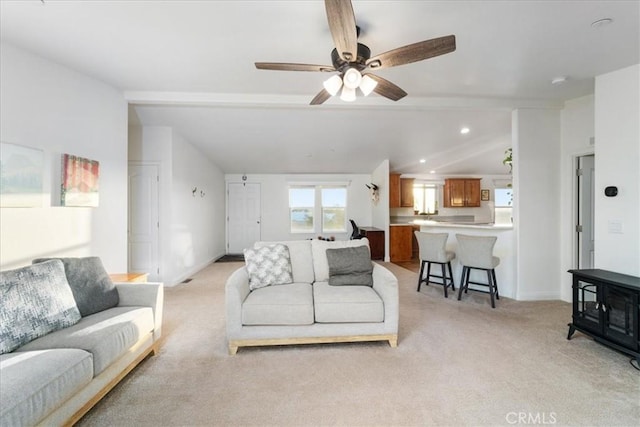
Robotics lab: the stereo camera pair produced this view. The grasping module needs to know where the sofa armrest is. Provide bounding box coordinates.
[116,283,164,340]
[372,263,399,332]
[225,267,250,340]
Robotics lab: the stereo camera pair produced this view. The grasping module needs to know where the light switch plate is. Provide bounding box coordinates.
[608,220,623,234]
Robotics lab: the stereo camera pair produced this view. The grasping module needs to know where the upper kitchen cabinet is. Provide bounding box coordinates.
[443,178,481,207]
[389,174,415,208]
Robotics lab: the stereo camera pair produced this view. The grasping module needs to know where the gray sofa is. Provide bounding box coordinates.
[225,238,398,355]
[0,258,163,426]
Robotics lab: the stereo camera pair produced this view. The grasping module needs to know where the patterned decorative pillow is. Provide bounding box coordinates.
[243,244,293,291]
[0,260,81,354]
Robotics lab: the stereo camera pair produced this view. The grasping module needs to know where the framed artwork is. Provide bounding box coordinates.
[0,142,44,208]
[481,189,490,201]
[61,154,100,207]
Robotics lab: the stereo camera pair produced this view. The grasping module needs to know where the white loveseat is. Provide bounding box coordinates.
[225,238,398,355]
[0,258,163,426]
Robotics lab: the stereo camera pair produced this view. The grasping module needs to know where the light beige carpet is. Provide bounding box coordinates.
[77,262,640,426]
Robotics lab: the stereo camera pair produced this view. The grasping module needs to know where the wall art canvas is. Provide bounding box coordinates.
[61,154,99,207]
[0,142,44,207]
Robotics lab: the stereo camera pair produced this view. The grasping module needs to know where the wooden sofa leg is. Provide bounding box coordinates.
[388,336,398,348]
[228,344,239,355]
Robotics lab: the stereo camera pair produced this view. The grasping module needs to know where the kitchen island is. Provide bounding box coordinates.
[416,221,516,300]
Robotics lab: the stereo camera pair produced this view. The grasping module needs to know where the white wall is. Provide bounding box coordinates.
[224,174,372,244]
[170,131,226,283]
[371,160,390,261]
[594,64,640,276]
[512,108,562,300]
[0,43,128,272]
[129,125,225,285]
[559,95,595,301]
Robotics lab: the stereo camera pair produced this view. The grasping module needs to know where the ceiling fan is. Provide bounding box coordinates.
[255,0,456,105]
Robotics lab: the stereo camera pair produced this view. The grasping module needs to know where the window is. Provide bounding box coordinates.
[494,188,513,207]
[289,187,314,233]
[289,185,347,233]
[413,184,438,214]
[321,187,346,232]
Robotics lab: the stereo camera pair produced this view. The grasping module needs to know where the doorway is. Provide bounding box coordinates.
[576,154,595,269]
[227,182,261,254]
[128,164,160,280]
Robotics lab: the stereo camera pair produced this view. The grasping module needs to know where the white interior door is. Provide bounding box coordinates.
[228,182,261,253]
[577,154,595,269]
[128,164,160,280]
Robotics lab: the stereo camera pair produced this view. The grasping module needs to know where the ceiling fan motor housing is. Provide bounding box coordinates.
[331,43,371,72]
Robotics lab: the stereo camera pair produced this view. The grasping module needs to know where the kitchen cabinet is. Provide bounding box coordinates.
[567,269,640,363]
[389,174,401,208]
[390,225,413,262]
[389,174,414,208]
[443,178,481,207]
[400,178,414,207]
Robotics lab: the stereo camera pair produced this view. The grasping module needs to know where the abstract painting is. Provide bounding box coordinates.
[61,154,99,207]
[0,142,44,208]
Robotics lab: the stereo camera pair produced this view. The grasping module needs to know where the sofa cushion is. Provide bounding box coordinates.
[326,245,373,286]
[0,349,93,427]
[244,244,293,291]
[313,281,384,323]
[17,306,154,375]
[255,240,314,283]
[311,238,370,282]
[32,256,119,317]
[0,260,81,355]
[242,283,314,326]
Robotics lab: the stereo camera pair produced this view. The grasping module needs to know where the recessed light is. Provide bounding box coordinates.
[460,127,470,135]
[551,76,567,85]
[419,159,426,164]
[430,170,436,174]
[591,18,613,28]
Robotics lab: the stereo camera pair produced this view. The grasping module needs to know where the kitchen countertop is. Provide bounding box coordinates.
[415,220,513,230]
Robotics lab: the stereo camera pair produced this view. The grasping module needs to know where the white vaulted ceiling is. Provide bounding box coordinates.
[2,0,638,174]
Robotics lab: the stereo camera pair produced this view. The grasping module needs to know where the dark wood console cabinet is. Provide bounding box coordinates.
[358,227,384,261]
[568,269,640,362]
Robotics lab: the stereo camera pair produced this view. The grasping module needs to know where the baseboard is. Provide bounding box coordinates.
[168,258,217,286]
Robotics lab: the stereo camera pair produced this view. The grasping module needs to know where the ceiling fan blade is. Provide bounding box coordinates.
[324,0,358,62]
[365,74,407,101]
[255,62,335,72]
[366,35,456,69]
[310,88,332,105]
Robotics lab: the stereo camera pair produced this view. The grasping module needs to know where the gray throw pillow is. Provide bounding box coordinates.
[0,260,81,354]
[326,245,373,286]
[32,257,119,317]
[243,244,294,291]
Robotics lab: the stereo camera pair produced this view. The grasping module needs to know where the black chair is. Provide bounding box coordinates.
[349,219,365,240]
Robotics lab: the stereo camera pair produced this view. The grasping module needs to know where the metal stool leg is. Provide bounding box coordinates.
[487,269,496,308]
[441,263,448,298]
[457,266,468,301]
[447,261,456,291]
[492,269,500,299]
[417,260,426,291]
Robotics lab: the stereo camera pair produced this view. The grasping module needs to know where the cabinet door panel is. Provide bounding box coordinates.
[449,180,466,207]
[465,179,481,207]
[400,178,414,207]
[389,174,401,208]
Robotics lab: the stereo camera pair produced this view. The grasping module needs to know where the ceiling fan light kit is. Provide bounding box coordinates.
[255,0,456,105]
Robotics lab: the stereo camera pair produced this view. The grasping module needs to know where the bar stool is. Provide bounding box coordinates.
[455,234,500,308]
[414,231,456,298]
